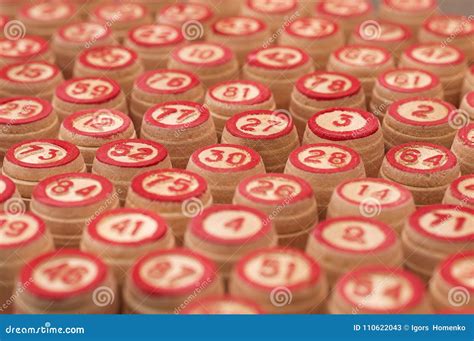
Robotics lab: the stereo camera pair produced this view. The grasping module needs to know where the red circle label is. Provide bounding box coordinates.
[388,98,453,126]
[7,139,79,169]
[425,16,474,37]
[56,77,120,104]
[440,253,474,290]
[88,209,167,246]
[129,24,183,46]
[0,212,45,248]
[25,251,106,299]
[137,69,199,94]
[0,97,50,125]
[33,173,113,207]
[174,43,231,66]
[247,0,297,13]
[317,0,372,17]
[131,169,207,202]
[2,62,59,83]
[450,175,474,205]
[96,140,168,168]
[286,17,338,38]
[337,178,411,208]
[94,3,146,22]
[209,80,270,105]
[296,71,361,100]
[248,46,308,69]
[237,248,320,290]
[380,68,438,93]
[0,36,47,59]
[226,110,293,140]
[409,205,474,241]
[289,144,360,174]
[144,102,208,129]
[238,173,312,205]
[405,44,464,65]
[133,249,215,295]
[22,3,74,21]
[335,45,391,67]
[384,0,436,11]
[158,3,212,23]
[192,144,260,173]
[58,22,109,43]
[314,217,396,253]
[212,16,265,36]
[388,143,456,173]
[64,109,130,138]
[80,46,136,70]
[339,267,422,312]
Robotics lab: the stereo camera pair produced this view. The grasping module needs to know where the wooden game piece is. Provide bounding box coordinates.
[208,16,269,65]
[168,42,239,88]
[52,22,115,79]
[419,15,474,64]
[302,107,384,177]
[81,207,175,285]
[243,45,314,109]
[125,168,213,244]
[184,204,277,280]
[280,17,344,70]
[90,3,151,42]
[314,0,374,38]
[140,101,217,169]
[0,61,64,101]
[380,142,460,206]
[233,173,318,249]
[0,35,53,68]
[400,43,467,105]
[379,0,438,33]
[124,24,184,71]
[205,80,275,138]
[74,45,144,96]
[92,139,171,205]
[370,68,444,121]
[443,175,474,210]
[31,172,120,248]
[284,143,366,218]
[181,295,264,314]
[327,177,416,234]
[307,217,403,285]
[0,211,54,313]
[351,20,414,62]
[0,97,59,165]
[14,250,119,314]
[59,109,136,170]
[131,69,204,130]
[290,71,366,137]
[186,144,266,204]
[328,265,433,314]
[382,97,457,149]
[2,139,86,203]
[189,0,242,18]
[403,204,474,280]
[221,110,299,172]
[327,45,395,104]
[459,91,474,121]
[429,251,474,311]
[123,248,224,314]
[53,77,128,122]
[229,247,328,314]
[451,123,474,175]
[18,2,78,39]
